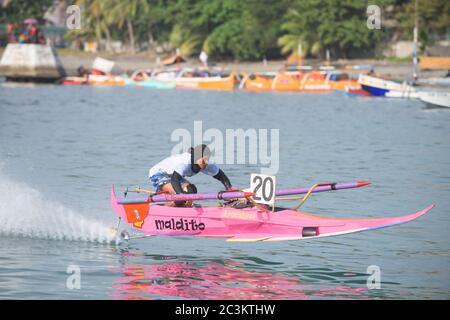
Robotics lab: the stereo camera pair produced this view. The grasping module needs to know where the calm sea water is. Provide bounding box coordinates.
[0,83,449,299]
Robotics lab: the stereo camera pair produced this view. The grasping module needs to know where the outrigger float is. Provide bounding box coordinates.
[111,181,434,243]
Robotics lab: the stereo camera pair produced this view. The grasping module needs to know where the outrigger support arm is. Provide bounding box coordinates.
[116,181,370,205]
[116,190,255,204]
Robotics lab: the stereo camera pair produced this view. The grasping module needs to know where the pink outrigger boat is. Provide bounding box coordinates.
[111,184,434,242]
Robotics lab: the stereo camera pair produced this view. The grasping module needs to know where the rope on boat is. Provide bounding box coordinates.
[245,195,271,212]
[133,186,156,195]
[291,183,319,210]
[233,183,325,212]
[128,182,334,212]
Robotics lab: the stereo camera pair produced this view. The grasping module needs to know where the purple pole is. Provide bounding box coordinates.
[151,191,255,202]
[117,190,254,204]
[116,182,369,204]
[275,182,370,197]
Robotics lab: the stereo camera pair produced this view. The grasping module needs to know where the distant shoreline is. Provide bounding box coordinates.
[0,47,446,80]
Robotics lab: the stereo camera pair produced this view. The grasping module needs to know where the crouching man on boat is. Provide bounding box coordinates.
[148,144,232,206]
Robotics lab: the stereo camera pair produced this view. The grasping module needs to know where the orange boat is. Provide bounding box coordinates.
[62,74,126,86]
[195,73,236,90]
[239,73,275,91]
[298,71,330,91]
[298,71,360,92]
[240,70,361,93]
[177,72,236,90]
[271,72,304,91]
[152,68,236,90]
[62,57,126,86]
[328,73,361,91]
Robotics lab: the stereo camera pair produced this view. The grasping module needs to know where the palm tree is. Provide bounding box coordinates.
[169,23,204,57]
[110,0,150,53]
[277,8,322,57]
[72,0,115,51]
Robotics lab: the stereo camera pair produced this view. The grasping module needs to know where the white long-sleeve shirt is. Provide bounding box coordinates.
[148,152,219,178]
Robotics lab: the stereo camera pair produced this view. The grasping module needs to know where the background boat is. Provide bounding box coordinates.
[124,70,175,89]
[151,68,236,90]
[358,74,416,97]
[62,57,126,86]
[419,91,450,108]
[271,71,303,91]
[239,72,275,91]
[63,74,126,86]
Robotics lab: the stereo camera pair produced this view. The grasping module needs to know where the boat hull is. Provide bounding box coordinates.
[124,78,175,89]
[174,74,236,90]
[111,186,433,242]
[63,75,125,86]
[330,80,361,91]
[272,73,302,91]
[345,87,372,96]
[419,91,450,108]
[361,84,389,96]
[359,74,415,97]
[240,74,274,91]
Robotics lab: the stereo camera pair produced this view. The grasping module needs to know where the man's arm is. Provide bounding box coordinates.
[213,169,232,190]
[170,171,185,194]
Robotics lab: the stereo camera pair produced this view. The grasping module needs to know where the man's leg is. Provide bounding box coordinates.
[159,181,196,207]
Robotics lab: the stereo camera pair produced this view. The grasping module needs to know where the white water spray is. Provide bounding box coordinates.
[0,172,116,243]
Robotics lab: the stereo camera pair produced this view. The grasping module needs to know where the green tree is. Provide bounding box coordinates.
[66,0,116,50]
[278,0,392,59]
[0,0,53,23]
[110,0,150,53]
[396,0,450,49]
[166,0,288,60]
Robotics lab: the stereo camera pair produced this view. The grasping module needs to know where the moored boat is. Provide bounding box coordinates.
[358,74,416,97]
[62,57,126,86]
[271,71,303,91]
[299,71,330,91]
[298,70,359,92]
[124,69,175,89]
[344,86,372,96]
[151,68,236,90]
[419,91,450,108]
[239,72,276,91]
[240,69,360,93]
[63,74,126,86]
[328,72,361,91]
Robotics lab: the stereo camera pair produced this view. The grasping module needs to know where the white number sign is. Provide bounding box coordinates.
[250,173,276,205]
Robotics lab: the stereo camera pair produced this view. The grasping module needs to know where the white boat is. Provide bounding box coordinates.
[419,91,450,108]
[358,74,416,97]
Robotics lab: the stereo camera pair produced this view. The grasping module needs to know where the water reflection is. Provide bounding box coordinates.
[111,251,370,300]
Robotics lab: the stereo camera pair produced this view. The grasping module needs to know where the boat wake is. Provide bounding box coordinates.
[0,172,116,244]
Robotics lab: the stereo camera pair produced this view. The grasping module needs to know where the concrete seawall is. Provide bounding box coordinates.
[0,44,66,82]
